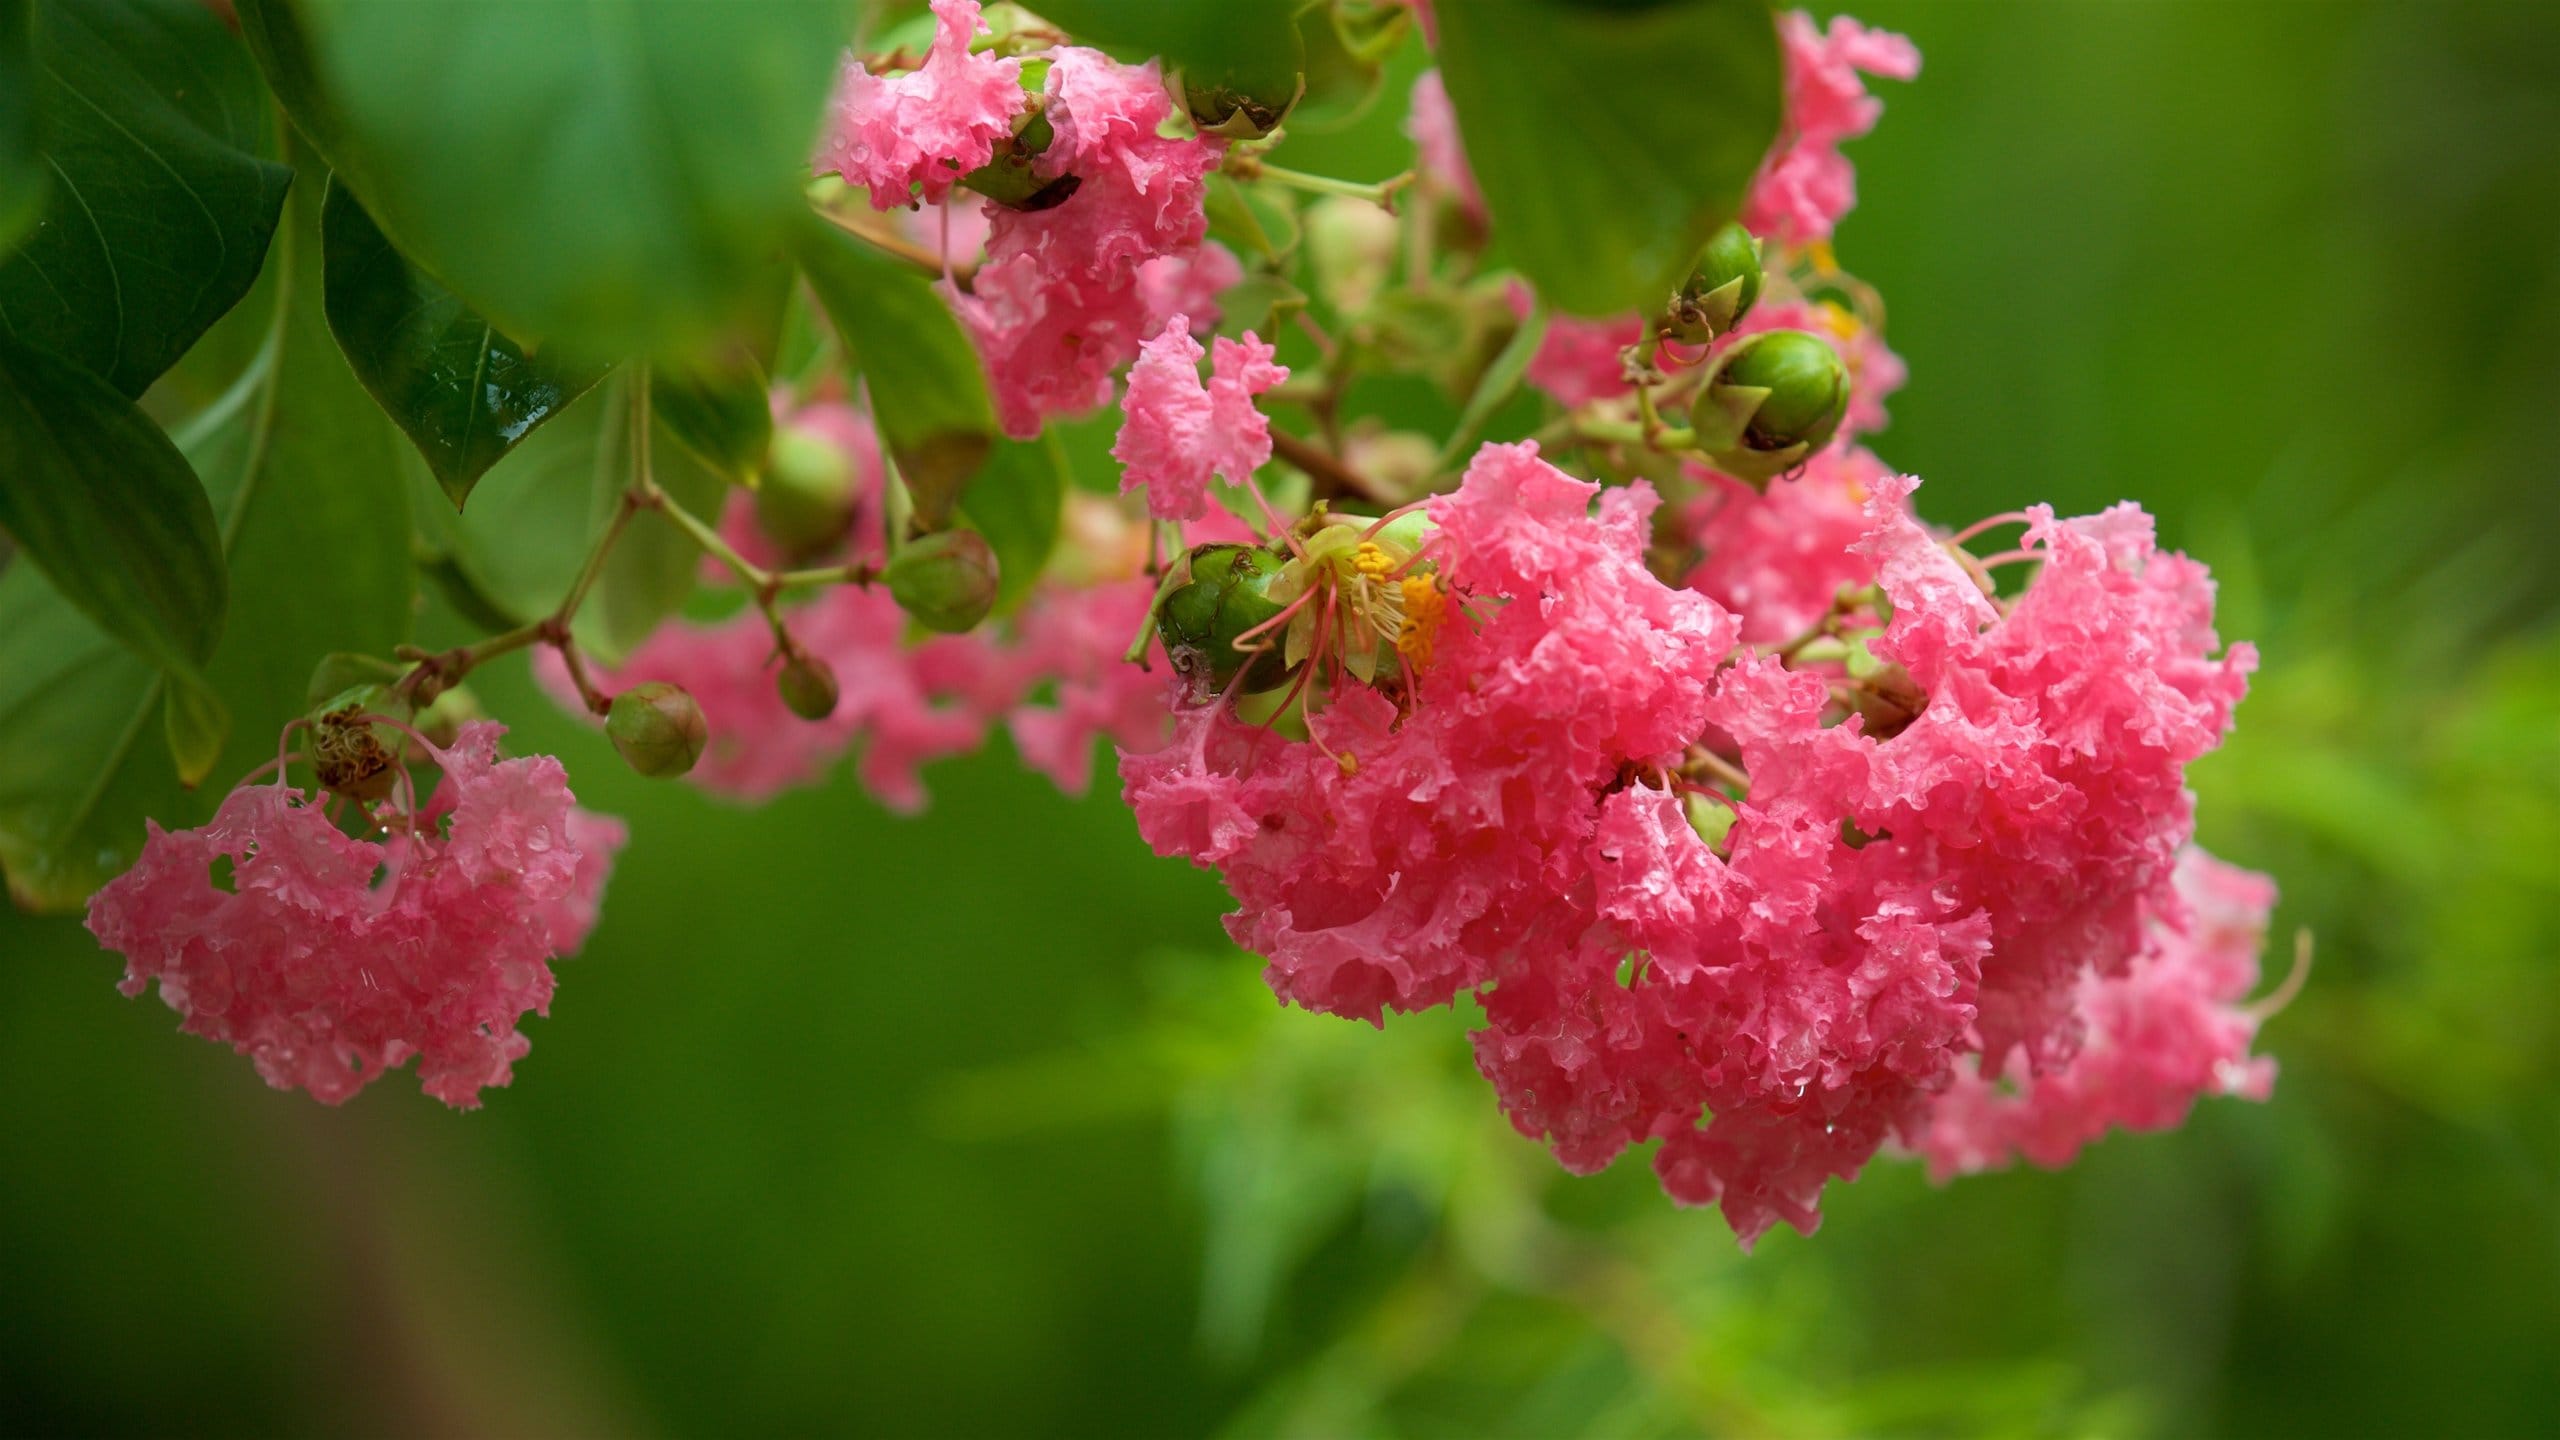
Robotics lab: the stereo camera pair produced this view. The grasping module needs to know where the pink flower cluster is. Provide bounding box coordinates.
[1112,317,1290,522]
[1122,443,2273,1245]
[85,724,625,1108]
[1743,12,1921,246]
[815,0,1026,210]
[958,47,1227,436]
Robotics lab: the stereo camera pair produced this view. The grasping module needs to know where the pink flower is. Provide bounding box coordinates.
[815,0,1027,209]
[1684,443,1896,644]
[1003,578,1172,795]
[1406,70,1482,219]
[1136,241,1243,336]
[85,724,625,1108]
[1523,305,1645,408]
[957,48,1225,436]
[1743,12,1920,246]
[1112,317,1289,522]
[1911,848,2280,1178]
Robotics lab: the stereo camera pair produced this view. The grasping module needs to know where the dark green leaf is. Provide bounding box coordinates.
[652,353,773,488]
[240,0,848,357]
[0,0,40,250]
[796,216,994,527]
[320,177,608,508]
[960,435,1066,615]
[1435,0,1780,316]
[0,329,226,683]
[0,0,291,395]
[432,372,723,665]
[0,171,414,912]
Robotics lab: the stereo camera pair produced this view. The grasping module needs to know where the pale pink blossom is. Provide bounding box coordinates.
[1112,317,1289,522]
[1136,242,1243,336]
[85,724,625,1108]
[1744,12,1920,246]
[1406,70,1482,220]
[814,0,1027,209]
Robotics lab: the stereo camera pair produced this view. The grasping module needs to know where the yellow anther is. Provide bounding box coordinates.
[1395,574,1446,668]
[1352,541,1397,579]
[1817,299,1861,341]
[1806,239,1841,276]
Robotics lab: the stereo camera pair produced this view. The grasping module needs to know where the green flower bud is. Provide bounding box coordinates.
[886,529,1000,634]
[1156,544,1293,698]
[607,682,707,779]
[1661,222,1763,344]
[757,422,861,558]
[1687,329,1851,485]
[1170,66,1305,140]
[777,652,840,721]
[412,683,486,750]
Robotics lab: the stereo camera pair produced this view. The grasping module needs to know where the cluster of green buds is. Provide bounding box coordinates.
[1687,329,1853,486]
[1660,222,1765,345]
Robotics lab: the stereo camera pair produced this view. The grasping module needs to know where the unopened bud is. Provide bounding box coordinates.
[886,529,1000,634]
[606,682,707,778]
[1157,544,1292,698]
[777,652,840,721]
[1661,222,1763,344]
[1688,329,1851,485]
[757,422,861,558]
[1306,197,1400,314]
[1171,67,1304,140]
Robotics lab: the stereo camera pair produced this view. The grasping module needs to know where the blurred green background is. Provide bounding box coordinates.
[7,2,2559,1435]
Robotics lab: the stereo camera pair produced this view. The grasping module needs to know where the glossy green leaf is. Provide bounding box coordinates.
[241,0,847,357]
[0,329,226,684]
[1435,0,1780,316]
[434,372,722,666]
[0,172,413,912]
[652,353,773,488]
[320,177,609,509]
[0,0,290,396]
[796,217,994,528]
[960,435,1066,615]
[0,0,40,251]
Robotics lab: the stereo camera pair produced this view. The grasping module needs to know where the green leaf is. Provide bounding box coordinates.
[240,0,848,357]
[0,171,414,912]
[0,329,226,683]
[1436,298,1549,471]
[434,372,722,665]
[0,0,291,395]
[0,0,41,251]
[959,435,1066,615]
[652,353,772,489]
[1435,0,1780,316]
[796,217,994,528]
[319,177,607,509]
[1031,0,1301,106]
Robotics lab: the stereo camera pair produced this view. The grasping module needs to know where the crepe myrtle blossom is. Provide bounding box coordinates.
[86,721,624,1108]
[1122,441,2275,1245]
[1113,316,1291,523]
[814,0,1026,209]
[1744,12,1921,246]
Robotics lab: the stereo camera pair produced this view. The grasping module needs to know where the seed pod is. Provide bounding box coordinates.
[1169,65,1304,140]
[606,682,707,778]
[756,422,861,558]
[1157,544,1293,698]
[886,529,1000,634]
[1661,222,1763,344]
[1687,329,1851,485]
[777,652,841,721]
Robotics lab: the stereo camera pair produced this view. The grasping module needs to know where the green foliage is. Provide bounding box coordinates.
[239,0,847,358]
[320,178,609,508]
[961,435,1067,616]
[421,372,720,666]
[0,331,229,781]
[651,354,774,490]
[1435,0,1780,316]
[0,172,412,912]
[0,0,39,249]
[0,0,290,397]
[796,215,995,526]
[1032,0,1302,113]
